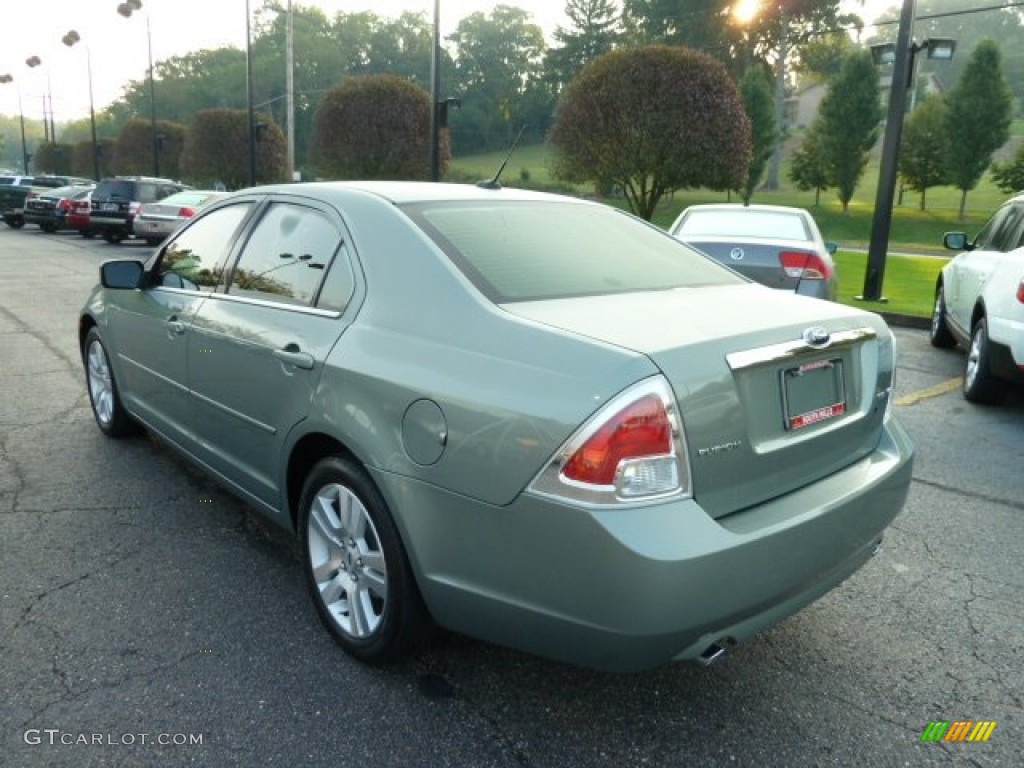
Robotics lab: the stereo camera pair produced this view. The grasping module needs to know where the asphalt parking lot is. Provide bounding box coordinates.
[1,225,1022,767]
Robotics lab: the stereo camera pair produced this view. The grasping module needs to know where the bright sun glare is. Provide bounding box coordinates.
[732,0,760,25]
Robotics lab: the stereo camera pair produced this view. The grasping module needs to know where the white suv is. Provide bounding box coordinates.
[931,193,1024,403]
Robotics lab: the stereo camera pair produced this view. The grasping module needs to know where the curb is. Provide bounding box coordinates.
[878,312,931,330]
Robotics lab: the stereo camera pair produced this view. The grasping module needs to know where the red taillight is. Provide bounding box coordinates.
[178,206,196,218]
[58,198,72,211]
[779,250,832,280]
[1017,279,1024,304]
[562,394,672,486]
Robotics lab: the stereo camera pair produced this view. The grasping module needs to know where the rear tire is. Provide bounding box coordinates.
[103,231,124,244]
[962,318,1006,405]
[929,284,956,348]
[298,456,432,664]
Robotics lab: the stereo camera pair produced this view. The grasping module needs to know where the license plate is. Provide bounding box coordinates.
[781,358,846,430]
[103,203,119,212]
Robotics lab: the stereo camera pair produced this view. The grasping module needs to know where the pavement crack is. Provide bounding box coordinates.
[912,477,1024,512]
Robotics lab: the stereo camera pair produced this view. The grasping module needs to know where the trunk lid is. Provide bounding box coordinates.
[503,284,894,518]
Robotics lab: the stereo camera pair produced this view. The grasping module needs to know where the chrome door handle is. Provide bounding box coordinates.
[273,346,314,370]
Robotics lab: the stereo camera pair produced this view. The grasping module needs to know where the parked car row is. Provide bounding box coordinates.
[11,175,224,245]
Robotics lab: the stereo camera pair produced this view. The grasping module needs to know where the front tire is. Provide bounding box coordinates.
[83,327,136,437]
[103,231,124,244]
[963,318,1006,405]
[929,284,956,348]
[298,456,431,663]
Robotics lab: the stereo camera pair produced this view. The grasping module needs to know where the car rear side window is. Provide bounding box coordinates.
[976,203,1024,252]
[158,203,252,291]
[403,201,741,303]
[227,203,339,307]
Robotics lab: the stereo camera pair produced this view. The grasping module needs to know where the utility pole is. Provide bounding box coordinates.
[286,0,295,181]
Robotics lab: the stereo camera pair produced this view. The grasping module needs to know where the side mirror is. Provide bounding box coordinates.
[100,259,144,289]
[943,232,969,252]
[825,241,838,255]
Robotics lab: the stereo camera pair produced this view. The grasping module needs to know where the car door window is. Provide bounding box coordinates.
[227,203,340,306]
[157,203,251,291]
[976,204,1023,252]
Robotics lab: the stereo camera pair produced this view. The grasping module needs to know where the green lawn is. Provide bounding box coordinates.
[450,142,1001,317]
[834,250,942,317]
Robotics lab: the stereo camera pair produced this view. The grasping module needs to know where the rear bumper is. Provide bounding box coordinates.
[377,418,914,672]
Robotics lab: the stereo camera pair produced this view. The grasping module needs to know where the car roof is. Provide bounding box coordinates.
[243,181,588,206]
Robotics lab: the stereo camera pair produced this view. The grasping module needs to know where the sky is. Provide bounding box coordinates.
[1,0,897,123]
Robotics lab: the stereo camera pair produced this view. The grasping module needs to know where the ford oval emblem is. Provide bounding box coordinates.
[729,247,744,261]
[802,326,831,346]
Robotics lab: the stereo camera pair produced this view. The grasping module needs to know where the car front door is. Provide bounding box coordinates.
[108,203,252,447]
[186,199,354,509]
[950,204,1024,333]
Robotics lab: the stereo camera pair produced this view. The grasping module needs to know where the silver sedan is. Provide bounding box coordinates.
[133,190,228,245]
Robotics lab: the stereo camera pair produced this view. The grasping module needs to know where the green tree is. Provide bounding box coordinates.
[739,66,777,204]
[991,141,1024,195]
[34,142,74,175]
[310,74,444,180]
[546,0,623,89]
[71,138,116,180]
[180,109,286,189]
[945,39,1013,219]
[793,29,856,82]
[899,94,950,211]
[447,6,549,152]
[550,45,751,220]
[817,50,881,213]
[112,118,186,178]
[789,123,830,206]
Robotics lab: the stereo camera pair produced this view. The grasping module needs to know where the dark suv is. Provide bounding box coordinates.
[90,176,186,243]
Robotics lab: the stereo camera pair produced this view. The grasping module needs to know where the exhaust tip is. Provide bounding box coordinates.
[698,641,728,666]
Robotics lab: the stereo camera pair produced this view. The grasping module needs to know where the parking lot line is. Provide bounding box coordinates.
[895,376,962,406]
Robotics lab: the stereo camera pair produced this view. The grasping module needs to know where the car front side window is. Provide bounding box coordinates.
[227,203,340,306]
[156,203,251,291]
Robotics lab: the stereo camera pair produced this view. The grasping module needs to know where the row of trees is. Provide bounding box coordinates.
[1,0,891,174]
[791,39,1015,218]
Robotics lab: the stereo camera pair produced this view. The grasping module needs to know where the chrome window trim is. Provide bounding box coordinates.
[203,290,342,318]
[726,327,877,372]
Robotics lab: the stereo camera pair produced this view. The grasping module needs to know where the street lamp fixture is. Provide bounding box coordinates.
[0,73,30,174]
[116,0,160,177]
[62,29,102,181]
[858,0,956,303]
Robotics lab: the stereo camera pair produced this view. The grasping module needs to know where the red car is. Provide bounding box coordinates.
[68,192,96,238]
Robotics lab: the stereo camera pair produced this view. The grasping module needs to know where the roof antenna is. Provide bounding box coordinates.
[476,125,526,190]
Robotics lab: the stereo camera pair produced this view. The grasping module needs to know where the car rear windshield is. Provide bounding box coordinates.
[678,209,811,241]
[95,180,160,202]
[402,201,741,303]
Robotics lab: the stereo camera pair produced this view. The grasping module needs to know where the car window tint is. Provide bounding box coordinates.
[158,203,251,291]
[404,201,741,303]
[228,203,338,306]
[677,209,811,241]
[316,242,356,312]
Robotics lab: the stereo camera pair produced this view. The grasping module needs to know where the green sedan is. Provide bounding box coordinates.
[79,182,914,672]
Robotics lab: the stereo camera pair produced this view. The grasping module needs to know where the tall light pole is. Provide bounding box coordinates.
[62,30,102,181]
[246,0,257,186]
[860,0,955,302]
[286,0,295,181]
[430,0,442,181]
[117,0,160,177]
[24,56,48,143]
[0,74,30,173]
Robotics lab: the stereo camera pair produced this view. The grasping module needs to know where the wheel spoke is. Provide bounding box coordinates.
[320,573,346,606]
[360,567,387,600]
[348,582,372,636]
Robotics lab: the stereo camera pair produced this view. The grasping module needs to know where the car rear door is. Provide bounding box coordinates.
[186,198,354,508]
